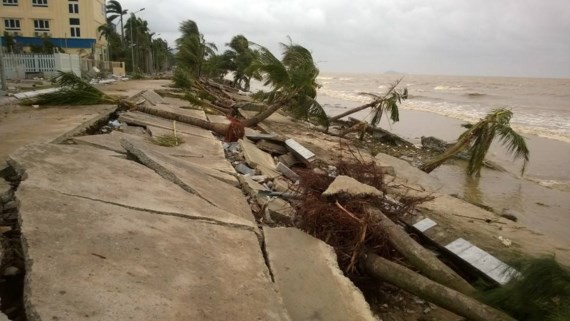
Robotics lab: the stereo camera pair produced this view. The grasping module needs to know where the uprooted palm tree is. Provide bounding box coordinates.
[24,71,133,108]
[420,108,529,176]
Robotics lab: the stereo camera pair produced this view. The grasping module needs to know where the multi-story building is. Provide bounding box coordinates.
[0,0,107,60]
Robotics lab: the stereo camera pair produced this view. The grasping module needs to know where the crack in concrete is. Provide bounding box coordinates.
[120,139,222,209]
[57,191,257,234]
[259,228,276,283]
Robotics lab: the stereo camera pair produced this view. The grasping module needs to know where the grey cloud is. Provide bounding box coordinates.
[118,0,570,78]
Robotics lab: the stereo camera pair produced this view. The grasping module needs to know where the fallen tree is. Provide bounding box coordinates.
[365,254,516,321]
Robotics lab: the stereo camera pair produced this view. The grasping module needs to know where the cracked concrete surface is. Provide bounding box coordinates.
[18,185,290,321]
[9,143,255,230]
[6,89,376,321]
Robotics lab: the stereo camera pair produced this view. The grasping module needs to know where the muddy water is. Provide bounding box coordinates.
[322,98,570,247]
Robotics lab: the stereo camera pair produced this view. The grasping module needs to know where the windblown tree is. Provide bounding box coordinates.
[125,15,153,73]
[329,79,408,137]
[176,20,218,78]
[224,35,259,91]
[420,108,529,176]
[98,20,125,61]
[247,39,329,126]
[138,37,327,139]
[106,0,128,43]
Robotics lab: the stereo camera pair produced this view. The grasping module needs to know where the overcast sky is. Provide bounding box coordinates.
[119,0,570,78]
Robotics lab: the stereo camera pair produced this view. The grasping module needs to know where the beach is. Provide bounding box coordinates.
[319,72,570,246]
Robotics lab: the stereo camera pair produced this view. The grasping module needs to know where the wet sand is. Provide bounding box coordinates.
[324,99,570,247]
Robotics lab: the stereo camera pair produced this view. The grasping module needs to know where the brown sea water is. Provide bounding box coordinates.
[318,73,570,245]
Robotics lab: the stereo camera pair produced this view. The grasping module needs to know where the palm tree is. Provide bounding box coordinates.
[106,0,128,43]
[420,108,529,176]
[125,15,152,72]
[176,20,218,78]
[247,39,328,126]
[225,35,259,90]
[329,79,408,125]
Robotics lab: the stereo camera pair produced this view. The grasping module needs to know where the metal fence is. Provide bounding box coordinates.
[2,53,81,79]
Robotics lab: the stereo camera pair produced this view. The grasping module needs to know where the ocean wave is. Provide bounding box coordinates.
[524,177,570,192]
[434,85,464,91]
[401,101,570,143]
[319,87,570,144]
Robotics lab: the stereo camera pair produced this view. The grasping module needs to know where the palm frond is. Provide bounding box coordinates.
[25,71,114,106]
[496,125,529,175]
[481,257,570,321]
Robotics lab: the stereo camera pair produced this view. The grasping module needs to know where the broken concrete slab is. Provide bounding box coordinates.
[256,140,288,155]
[239,139,280,179]
[121,140,253,221]
[235,163,255,176]
[239,139,275,169]
[9,144,253,229]
[273,178,292,193]
[72,129,238,187]
[265,198,295,224]
[246,133,285,143]
[276,162,300,182]
[264,227,376,321]
[238,175,268,198]
[51,105,117,144]
[285,139,316,164]
[323,175,383,197]
[375,152,444,192]
[119,111,212,139]
[278,152,304,168]
[18,185,291,321]
[127,89,164,106]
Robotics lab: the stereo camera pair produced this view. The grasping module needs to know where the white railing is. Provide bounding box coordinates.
[2,53,81,79]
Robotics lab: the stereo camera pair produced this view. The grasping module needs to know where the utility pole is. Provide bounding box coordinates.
[129,8,145,73]
[0,35,8,91]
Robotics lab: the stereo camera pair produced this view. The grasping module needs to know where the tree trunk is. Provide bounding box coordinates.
[136,104,229,136]
[329,102,375,122]
[120,16,125,44]
[365,254,515,321]
[420,134,471,173]
[136,102,282,136]
[366,206,475,295]
[242,103,283,127]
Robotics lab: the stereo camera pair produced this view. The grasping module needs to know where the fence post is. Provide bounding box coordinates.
[0,37,7,91]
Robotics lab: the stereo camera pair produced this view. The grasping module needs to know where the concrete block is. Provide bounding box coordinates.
[264,227,376,321]
[239,139,276,169]
[265,198,295,224]
[285,139,316,164]
[445,238,519,285]
[276,163,300,182]
[256,140,288,155]
[323,175,383,197]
